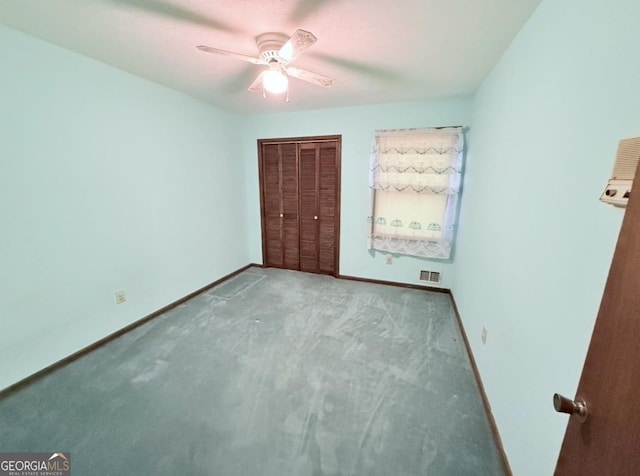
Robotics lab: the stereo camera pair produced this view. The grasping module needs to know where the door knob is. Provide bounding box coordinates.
[553,393,588,423]
[314,215,318,220]
[280,213,284,218]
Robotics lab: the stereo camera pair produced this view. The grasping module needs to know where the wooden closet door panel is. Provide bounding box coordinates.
[318,142,338,274]
[280,143,300,269]
[261,144,283,267]
[299,144,319,273]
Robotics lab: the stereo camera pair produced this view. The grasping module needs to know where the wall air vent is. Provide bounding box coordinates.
[601,136,640,208]
[420,270,441,284]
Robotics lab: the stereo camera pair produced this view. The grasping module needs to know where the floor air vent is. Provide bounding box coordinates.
[420,270,441,284]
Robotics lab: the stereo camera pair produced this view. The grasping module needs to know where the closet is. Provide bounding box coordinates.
[258,135,341,276]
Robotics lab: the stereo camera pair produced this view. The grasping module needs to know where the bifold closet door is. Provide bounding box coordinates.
[260,142,299,269]
[259,135,340,275]
[299,141,338,275]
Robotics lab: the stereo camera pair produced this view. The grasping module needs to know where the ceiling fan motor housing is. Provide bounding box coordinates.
[256,32,288,64]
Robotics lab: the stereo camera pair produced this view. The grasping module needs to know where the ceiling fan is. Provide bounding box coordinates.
[197,29,335,100]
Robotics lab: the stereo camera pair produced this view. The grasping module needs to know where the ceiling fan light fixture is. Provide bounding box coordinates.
[263,69,288,94]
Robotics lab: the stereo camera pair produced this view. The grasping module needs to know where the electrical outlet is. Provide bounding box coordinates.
[386,255,393,265]
[115,290,127,304]
[481,326,488,345]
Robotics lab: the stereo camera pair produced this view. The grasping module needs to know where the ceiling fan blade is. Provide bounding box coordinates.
[286,66,335,88]
[278,29,317,62]
[248,71,266,92]
[310,53,402,82]
[289,0,338,23]
[196,45,262,64]
[106,0,237,33]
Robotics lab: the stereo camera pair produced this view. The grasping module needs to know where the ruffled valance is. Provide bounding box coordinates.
[369,127,463,195]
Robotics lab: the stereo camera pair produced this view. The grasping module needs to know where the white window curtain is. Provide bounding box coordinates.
[367,127,464,260]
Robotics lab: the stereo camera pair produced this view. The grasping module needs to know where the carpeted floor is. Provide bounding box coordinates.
[0,267,505,475]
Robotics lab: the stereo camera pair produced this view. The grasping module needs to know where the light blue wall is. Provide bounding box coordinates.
[241,98,473,287]
[0,25,248,390]
[453,0,640,473]
[7,0,638,469]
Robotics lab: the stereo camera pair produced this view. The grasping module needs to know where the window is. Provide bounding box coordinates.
[367,127,464,260]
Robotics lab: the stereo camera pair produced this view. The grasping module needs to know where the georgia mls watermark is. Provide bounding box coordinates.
[0,453,70,476]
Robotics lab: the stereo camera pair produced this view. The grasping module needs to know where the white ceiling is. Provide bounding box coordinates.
[0,0,541,114]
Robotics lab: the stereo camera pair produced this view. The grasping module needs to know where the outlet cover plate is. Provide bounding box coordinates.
[115,290,127,304]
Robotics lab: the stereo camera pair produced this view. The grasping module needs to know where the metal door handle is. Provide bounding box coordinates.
[314,215,318,220]
[280,213,284,218]
[553,393,588,423]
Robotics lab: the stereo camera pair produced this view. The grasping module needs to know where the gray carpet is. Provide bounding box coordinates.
[0,267,505,475]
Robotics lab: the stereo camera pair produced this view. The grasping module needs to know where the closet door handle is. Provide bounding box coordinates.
[313,215,318,220]
[280,213,284,218]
